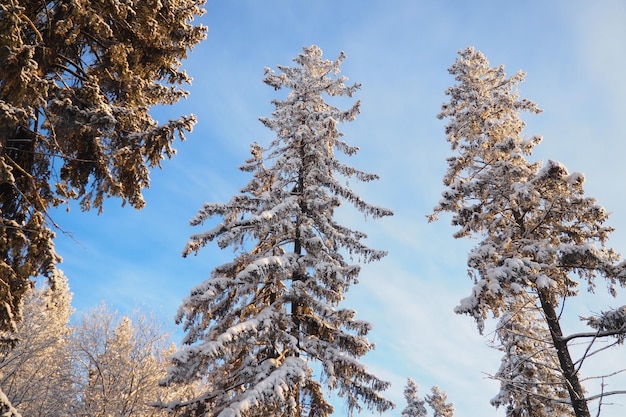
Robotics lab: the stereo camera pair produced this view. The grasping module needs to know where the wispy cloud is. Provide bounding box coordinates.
[47,2,626,416]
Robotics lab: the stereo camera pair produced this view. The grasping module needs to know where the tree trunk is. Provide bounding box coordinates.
[290,146,306,417]
[538,290,590,417]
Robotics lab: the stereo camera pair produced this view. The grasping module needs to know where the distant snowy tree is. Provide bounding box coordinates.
[162,45,394,417]
[401,379,454,417]
[401,378,427,417]
[0,282,191,417]
[0,0,206,335]
[425,387,454,417]
[430,47,626,417]
[0,271,74,417]
[71,305,177,417]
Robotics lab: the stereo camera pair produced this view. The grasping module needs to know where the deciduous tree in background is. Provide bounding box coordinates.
[430,47,626,417]
[0,0,206,334]
[0,272,74,417]
[0,291,183,417]
[162,45,394,417]
[72,306,178,417]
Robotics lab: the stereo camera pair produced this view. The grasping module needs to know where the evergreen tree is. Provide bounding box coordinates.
[402,378,427,417]
[430,47,626,417]
[401,379,454,417]
[163,45,394,417]
[0,0,206,333]
[425,387,454,417]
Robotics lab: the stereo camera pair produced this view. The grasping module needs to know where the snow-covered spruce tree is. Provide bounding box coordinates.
[0,0,206,333]
[424,387,454,417]
[429,47,626,417]
[401,379,454,417]
[163,45,394,417]
[402,378,427,417]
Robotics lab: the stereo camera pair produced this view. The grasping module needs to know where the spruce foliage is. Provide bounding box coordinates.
[164,45,393,417]
[0,0,206,332]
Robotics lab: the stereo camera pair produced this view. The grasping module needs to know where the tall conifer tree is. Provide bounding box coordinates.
[430,47,626,417]
[163,45,393,417]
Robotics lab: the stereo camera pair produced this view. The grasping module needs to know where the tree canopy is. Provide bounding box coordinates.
[0,0,206,332]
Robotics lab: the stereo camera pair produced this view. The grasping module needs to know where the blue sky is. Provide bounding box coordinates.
[51,1,626,416]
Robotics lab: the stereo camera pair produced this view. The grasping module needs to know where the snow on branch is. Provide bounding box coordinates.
[580,306,626,343]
